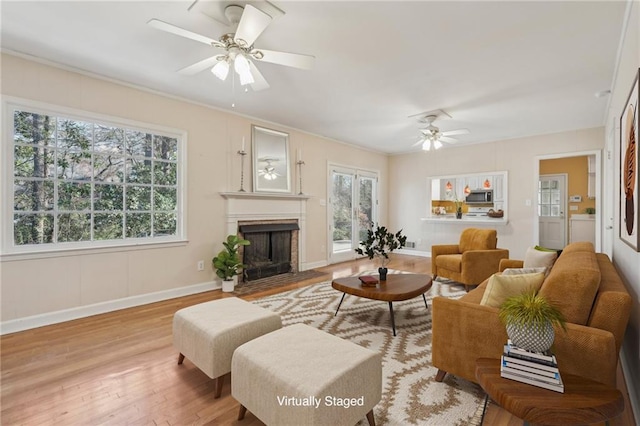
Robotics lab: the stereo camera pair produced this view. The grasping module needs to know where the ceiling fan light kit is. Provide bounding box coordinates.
[411,111,469,152]
[148,3,315,92]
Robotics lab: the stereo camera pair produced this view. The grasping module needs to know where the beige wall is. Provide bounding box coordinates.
[0,53,389,324]
[604,0,640,412]
[389,127,604,259]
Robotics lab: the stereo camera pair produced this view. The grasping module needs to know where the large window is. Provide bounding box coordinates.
[4,102,185,254]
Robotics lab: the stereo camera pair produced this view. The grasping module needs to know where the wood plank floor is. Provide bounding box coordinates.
[1,254,635,425]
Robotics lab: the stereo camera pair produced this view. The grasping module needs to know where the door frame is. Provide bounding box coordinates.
[533,150,602,251]
[538,173,568,249]
[326,163,379,265]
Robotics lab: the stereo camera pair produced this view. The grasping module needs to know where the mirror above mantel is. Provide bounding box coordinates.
[427,171,508,223]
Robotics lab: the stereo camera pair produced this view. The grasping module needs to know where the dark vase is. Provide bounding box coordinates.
[456,208,463,219]
[378,267,388,281]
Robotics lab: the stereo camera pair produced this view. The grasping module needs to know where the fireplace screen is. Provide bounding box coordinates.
[239,222,299,281]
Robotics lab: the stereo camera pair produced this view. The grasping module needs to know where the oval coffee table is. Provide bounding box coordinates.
[331,274,433,336]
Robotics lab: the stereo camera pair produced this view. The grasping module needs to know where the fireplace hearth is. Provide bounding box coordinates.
[239,221,300,281]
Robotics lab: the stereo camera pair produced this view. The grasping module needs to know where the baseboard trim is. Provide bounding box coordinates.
[1,281,219,335]
[303,260,328,270]
[620,349,640,424]
[396,248,431,257]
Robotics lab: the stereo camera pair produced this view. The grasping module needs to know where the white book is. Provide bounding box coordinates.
[505,341,557,366]
[501,370,565,393]
[501,365,561,384]
[502,355,560,375]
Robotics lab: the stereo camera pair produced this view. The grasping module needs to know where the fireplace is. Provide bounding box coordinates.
[239,220,300,281]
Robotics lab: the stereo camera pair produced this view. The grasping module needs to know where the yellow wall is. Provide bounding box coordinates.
[539,156,596,217]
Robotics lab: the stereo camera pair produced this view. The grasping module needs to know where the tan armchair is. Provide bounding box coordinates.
[431,228,509,291]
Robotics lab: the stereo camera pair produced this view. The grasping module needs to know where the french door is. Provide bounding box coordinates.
[328,166,378,264]
[538,174,567,249]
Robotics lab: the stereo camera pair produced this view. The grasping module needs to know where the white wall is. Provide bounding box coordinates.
[605,0,640,415]
[389,127,604,259]
[0,53,389,328]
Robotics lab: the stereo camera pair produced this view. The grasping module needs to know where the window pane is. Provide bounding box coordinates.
[94,213,123,240]
[126,130,152,157]
[57,118,92,151]
[126,213,151,238]
[154,161,177,186]
[14,146,55,178]
[94,154,124,182]
[154,187,177,211]
[13,213,54,245]
[57,150,92,180]
[13,111,56,146]
[58,182,92,211]
[153,135,178,161]
[94,184,123,211]
[94,125,124,154]
[14,180,54,211]
[57,213,91,242]
[126,158,152,184]
[126,186,151,210]
[154,212,176,236]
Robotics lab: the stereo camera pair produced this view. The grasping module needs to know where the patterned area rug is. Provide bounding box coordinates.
[252,272,485,426]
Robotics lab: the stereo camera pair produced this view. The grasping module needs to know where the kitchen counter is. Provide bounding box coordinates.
[421,214,508,225]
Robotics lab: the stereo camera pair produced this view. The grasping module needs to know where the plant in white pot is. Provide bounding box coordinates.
[354,223,407,281]
[212,234,250,292]
[498,290,566,353]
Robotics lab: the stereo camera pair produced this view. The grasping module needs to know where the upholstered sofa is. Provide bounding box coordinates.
[432,228,509,291]
[431,242,631,386]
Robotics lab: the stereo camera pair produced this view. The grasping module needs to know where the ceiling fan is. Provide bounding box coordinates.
[147,4,315,91]
[258,158,280,180]
[412,115,469,151]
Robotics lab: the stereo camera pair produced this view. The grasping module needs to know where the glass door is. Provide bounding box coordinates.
[538,174,566,249]
[328,166,378,264]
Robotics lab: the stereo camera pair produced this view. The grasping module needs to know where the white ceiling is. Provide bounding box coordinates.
[1,1,627,154]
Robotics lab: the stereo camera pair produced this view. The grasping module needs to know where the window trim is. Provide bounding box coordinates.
[2,97,188,257]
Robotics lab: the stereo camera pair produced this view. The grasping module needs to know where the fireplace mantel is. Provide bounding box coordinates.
[220,192,311,201]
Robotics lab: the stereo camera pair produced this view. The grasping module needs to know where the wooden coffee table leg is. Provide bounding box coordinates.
[388,302,396,336]
[334,293,346,316]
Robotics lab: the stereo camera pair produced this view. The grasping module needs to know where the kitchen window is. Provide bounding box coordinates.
[3,100,186,256]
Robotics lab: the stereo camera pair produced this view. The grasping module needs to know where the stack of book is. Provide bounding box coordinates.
[500,340,564,393]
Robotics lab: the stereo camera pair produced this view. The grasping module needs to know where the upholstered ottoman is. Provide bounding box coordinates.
[232,323,382,426]
[173,297,282,398]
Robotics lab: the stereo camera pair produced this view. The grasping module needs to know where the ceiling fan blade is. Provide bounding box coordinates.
[248,61,270,91]
[411,137,425,148]
[178,55,221,75]
[234,4,272,47]
[442,129,470,137]
[147,19,224,48]
[255,49,315,70]
[439,136,458,143]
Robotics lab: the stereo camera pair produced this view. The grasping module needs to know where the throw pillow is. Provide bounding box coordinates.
[480,272,546,308]
[523,246,558,270]
[502,267,548,276]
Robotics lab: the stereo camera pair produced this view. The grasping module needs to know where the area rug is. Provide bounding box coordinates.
[252,272,485,425]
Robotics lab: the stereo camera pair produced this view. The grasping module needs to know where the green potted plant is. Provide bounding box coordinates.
[354,223,407,280]
[212,234,250,292]
[498,290,566,353]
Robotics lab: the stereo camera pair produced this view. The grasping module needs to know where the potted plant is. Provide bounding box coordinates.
[498,290,566,353]
[354,223,407,280]
[212,234,250,292]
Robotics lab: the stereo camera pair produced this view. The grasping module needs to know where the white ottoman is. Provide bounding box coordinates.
[173,297,282,398]
[232,323,382,426]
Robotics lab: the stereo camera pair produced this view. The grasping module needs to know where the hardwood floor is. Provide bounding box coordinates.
[1,254,635,425]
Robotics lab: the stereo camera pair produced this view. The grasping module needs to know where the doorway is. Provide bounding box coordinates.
[538,174,567,249]
[328,165,378,264]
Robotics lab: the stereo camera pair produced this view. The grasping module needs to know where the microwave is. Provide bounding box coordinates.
[466,189,493,204]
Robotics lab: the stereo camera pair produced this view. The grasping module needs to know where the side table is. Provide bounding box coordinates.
[475,358,624,425]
